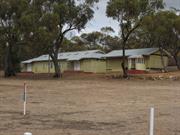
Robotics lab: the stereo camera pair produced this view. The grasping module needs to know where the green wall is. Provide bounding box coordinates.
[23,59,106,73]
[80,59,106,73]
[22,52,169,74]
[106,54,169,72]
[106,58,128,72]
[32,61,53,73]
[31,60,69,73]
[148,55,169,69]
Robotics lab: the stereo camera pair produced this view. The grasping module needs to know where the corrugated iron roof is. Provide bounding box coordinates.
[128,55,144,59]
[104,48,159,58]
[22,50,104,64]
[22,48,160,64]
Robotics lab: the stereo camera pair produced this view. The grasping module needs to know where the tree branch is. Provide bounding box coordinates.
[54,25,77,51]
[124,19,142,42]
[62,26,76,35]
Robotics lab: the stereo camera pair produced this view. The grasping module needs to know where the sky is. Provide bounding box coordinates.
[70,0,180,37]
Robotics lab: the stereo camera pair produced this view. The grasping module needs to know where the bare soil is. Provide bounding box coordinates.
[0,76,180,135]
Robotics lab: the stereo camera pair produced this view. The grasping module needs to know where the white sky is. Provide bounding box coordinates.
[69,0,180,37]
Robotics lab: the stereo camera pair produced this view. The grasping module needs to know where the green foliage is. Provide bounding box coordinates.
[106,0,164,37]
[138,11,180,68]
[0,0,29,76]
[84,0,100,6]
[70,30,121,52]
[24,0,97,77]
[61,38,88,52]
[141,11,179,47]
[106,0,164,78]
[101,26,115,34]
[174,16,180,33]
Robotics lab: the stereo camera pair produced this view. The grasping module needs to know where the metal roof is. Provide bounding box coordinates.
[128,55,144,59]
[22,50,104,64]
[104,48,159,58]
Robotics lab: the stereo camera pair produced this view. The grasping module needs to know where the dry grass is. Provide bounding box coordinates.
[0,76,180,135]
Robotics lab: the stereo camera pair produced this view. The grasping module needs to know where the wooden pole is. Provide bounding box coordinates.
[24,132,32,135]
[23,82,27,115]
[149,107,155,135]
[48,54,50,76]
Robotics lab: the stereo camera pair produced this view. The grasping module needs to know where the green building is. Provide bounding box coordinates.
[105,48,169,73]
[21,50,106,74]
[22,48,169,74]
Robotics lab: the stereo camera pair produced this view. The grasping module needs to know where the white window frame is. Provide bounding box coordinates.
[136,58,145,64]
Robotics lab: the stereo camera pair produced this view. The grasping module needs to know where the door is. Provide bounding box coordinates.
[131,59,136,69]
[74,61,80,71]
[27,64,32,72]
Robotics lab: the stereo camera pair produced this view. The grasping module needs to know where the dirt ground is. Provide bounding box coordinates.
[0,76,180,135]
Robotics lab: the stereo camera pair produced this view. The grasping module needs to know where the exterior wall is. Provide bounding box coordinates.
[147,55,169,69]
[80,60,92,72]
[144,56,149,69]
[31,60,69,73]
[106,54,168,72]
[21,51,169,74]
[59,61,69,72]
[22,59,106,73]
[106,58,128,72]
[67,62,74,71]
[32,61,53,73]
[80,59,106,73]
[95,60,106,73]
[136,63,146,70]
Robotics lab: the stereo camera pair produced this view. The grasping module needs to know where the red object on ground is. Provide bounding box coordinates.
[64,70,93,74]
[128,70,147,74]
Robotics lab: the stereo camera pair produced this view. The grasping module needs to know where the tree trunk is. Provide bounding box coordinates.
[4,44,15,77]
[160,48,167,72]
[51,53,62,78]
[173,55,180,70]
[121,43,128,78]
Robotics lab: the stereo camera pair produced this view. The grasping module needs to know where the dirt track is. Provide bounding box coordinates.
[0,77,180,135]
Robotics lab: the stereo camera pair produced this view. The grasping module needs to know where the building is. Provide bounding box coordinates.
[104,48,169,72]
[22,48,170,74]
[21,50,106,74]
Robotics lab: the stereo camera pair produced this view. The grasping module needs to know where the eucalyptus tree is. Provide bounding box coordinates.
[0,0,29,77]
[60,38,88,52]
[80,31,103,48]
[101,26,115,35]
[141,11,180,70]
[24,0,98,78]
[76,30,120,51]
[106,0,164,78]
[173,14,180,69]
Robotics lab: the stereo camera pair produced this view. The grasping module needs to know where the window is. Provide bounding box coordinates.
[136,58,144,64]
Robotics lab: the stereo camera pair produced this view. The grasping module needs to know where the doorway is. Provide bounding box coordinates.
[74,61,80,71]
[27,64,32,72]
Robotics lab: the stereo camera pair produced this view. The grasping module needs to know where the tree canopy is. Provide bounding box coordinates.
[106,0,164,78]
[0,0,180,78]
[0,0,29,77]
[31,0,97,77]
[140,11,180,69]
[0,0,98,77]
